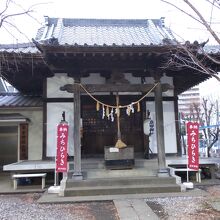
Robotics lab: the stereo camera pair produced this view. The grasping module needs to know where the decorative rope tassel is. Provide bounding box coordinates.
[115,139,127,149]
[96,101,100,111]
[137,102,140,112]
[102,105,105,119]
[115,94,127,149]
[106,106,109,118]
[115,107,120,117]
[130,103,134,113]
[110,108,114,122]
[126,106,131,116]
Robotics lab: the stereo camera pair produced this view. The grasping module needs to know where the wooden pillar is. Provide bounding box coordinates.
[154,77,169,176]
[72,79,83,180]
[174,94,182,156]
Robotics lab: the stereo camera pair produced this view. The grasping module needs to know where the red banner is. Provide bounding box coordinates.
[187,122,199,170]
[56,123,68,172]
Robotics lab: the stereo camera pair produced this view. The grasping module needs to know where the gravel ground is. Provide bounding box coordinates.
[1,186,220,220]
[146,185,220,220]
[146,196,216,219]
[0,193,119,220]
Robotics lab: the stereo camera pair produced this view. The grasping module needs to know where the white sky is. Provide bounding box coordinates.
[0,0,219,44]
[0,0,219,96]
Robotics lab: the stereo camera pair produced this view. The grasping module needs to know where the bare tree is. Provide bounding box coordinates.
[0,0,48,42]
[161,0,220,81]
[188,98,220,157]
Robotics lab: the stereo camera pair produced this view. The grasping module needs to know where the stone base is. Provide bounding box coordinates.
[48,185,60,194]
[183,182,194,189]
[104,146,134,169]
[105,159,135,169]
[157,168,170,177]
[72,173,83,180]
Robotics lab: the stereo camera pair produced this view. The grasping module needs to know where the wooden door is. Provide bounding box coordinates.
[0,126,18,166]
[19,123,28,160]
[81,96,144,156]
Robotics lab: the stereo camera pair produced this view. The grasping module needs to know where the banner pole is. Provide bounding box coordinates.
[54,124,58,186]
[54,168,57,186]
[186,122,189,183]
[186,153,189,182]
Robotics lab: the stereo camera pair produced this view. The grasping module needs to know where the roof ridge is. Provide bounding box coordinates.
[0,42,35,49]
[44,17,165,28]
[0,92,41,97]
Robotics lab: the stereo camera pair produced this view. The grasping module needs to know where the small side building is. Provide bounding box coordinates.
[0,93,43,168]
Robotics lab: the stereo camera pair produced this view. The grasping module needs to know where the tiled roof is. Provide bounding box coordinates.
[0,43,40,54]
[0,93,42,108]
[0,113,29,122]
[203,45,220,54]
[35,17,176,47]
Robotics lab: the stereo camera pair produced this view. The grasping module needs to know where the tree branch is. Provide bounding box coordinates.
[0,0,11,16]
[160,0,203,24]
[183,0,220,44]
[0,9,34,28]
[3,20,31,42]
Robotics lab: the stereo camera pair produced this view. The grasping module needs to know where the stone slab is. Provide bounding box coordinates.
[113,199,159,220]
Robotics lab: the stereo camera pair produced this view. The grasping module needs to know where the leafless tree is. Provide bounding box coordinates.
[161,0,220,81]
[188,98,220,157]
[0,0,48,42]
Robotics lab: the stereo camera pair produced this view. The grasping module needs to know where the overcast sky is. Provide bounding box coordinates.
[0,0,219,44]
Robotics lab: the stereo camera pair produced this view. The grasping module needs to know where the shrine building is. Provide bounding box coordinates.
[0,17,218,196]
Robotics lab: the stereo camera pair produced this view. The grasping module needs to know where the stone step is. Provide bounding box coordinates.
[63,183,181,197]
[69,160,105,170]
[65,176,177,187]
[69,159,158,170]
[83,168,157,179]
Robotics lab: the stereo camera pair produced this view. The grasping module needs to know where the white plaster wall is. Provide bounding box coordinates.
[81,73,106,84]
[0,109,43,160]
[47,103,74,157]
[144,74,173,85]
[144,75,174,97]
[147,101,177,154]
[47,74,74,98]
[24,110,43,160]
[124,73,141,84]
[81,73,110,95]
[161,75,174,97]
[161,75,173,85]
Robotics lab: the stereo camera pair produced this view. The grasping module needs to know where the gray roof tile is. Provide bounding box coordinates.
[203,45,220,54]
[0,113,30,121]
[35,18,176,46]
[0,93,42,108]
[0,43,40,54]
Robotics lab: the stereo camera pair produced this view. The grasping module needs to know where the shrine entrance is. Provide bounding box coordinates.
[81,95,145,157]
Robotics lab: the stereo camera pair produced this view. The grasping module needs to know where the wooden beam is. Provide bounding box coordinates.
[60,83,173,93]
